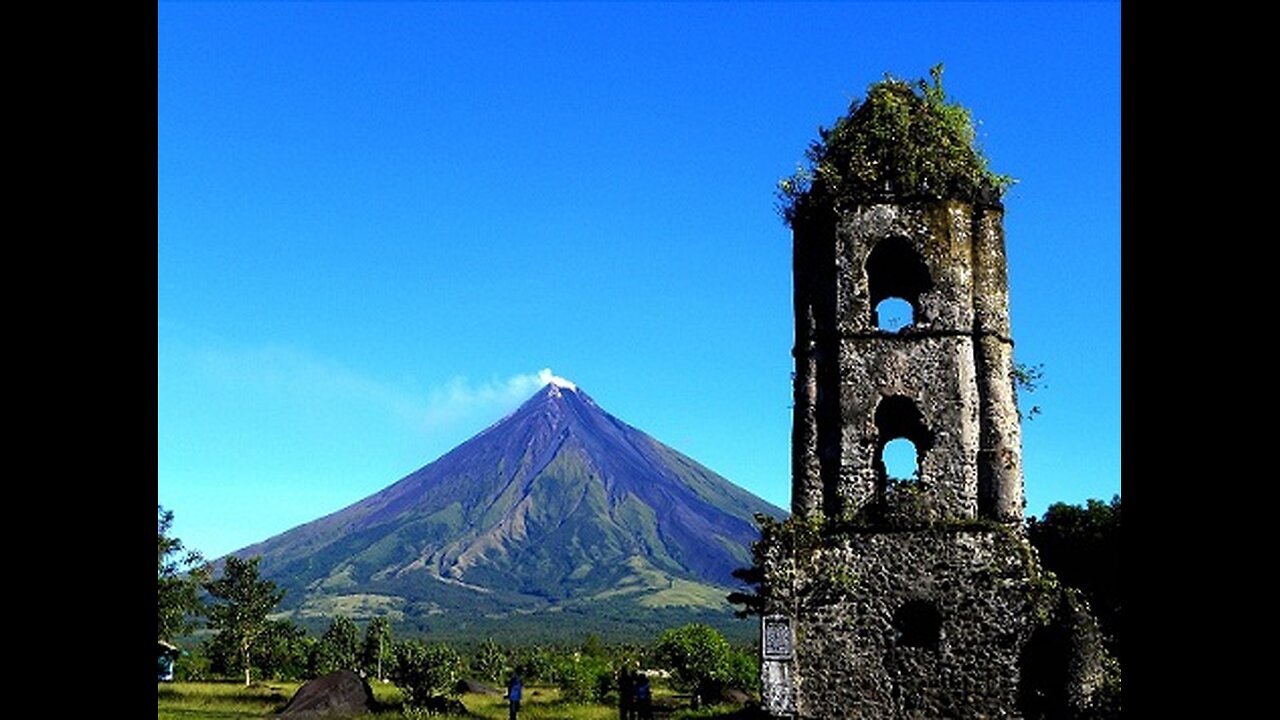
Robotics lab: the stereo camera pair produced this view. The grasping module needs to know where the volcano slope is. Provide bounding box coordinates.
[231,381,785,642]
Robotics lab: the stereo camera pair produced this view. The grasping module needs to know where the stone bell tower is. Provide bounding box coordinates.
[789,197,1024,528]
[759,71,1104,719]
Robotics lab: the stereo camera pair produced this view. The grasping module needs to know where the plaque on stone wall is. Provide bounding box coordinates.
[762,614,793,660]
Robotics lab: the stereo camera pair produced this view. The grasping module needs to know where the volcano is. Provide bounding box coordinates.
[232,379,786,639]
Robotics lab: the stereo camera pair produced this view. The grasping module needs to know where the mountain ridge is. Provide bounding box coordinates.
[230,381,785,639]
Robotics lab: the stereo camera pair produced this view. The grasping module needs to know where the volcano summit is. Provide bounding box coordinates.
[231,380,785,640]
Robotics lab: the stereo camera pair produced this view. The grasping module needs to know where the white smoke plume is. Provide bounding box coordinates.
[421,367,574,429]
[537,367,577,390]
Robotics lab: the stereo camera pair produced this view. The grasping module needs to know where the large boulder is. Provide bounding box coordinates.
[276,670,376,718]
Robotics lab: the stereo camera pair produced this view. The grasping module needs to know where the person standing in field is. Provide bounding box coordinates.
[619,667,634,720]
[634,671,653,720]
[506,671,523,720]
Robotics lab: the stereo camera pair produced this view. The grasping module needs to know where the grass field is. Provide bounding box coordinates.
[157,681,755,719]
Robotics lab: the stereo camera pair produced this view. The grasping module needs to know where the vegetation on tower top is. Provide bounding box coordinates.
[778,64,1015,226]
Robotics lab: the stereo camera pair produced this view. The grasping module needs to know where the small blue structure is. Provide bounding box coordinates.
[158,640,180,682]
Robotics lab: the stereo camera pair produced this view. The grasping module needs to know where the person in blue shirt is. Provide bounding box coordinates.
[505,671,523,720]
[634,672,652,720]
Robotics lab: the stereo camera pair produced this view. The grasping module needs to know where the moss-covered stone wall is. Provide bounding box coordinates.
[760,524,1106,719]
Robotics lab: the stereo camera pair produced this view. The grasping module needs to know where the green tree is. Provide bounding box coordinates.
[360,617,394,682]
[204,622,310,682]
[725,646,760,694]
[553,651,612,704]
[654,623,734,708]
[512,645,555,684]
[203,624,242,679]
[1027,495,1122,660]
[257,619,314,681]
[469,637,505,683]
[158,505,209,641]
[389,639,464,710]
[727,562,765,619]
[203,555,285,686]
[311,615,360,676]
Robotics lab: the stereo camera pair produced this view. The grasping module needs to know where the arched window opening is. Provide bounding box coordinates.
[875,297,914,332]
[866,237,932,329]
[874,395,932,489]
[881,437,919,482]
[893,600,941,649]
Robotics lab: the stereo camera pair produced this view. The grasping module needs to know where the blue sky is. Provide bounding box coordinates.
[158,2,1120,560]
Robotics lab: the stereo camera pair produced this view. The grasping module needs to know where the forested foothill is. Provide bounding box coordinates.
[159,496,1119,718]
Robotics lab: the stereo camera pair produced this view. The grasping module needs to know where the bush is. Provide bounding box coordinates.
[174,647,210,681]
[553,652,613,704]
[725,647,759,693]
[654,624,734,708]
[390,639,464,710]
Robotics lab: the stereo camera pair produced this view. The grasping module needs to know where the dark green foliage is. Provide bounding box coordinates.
[469,637,506,683]
[489,639,653,705]
[1027,496,1122,661]
[256,619,314,681]
[726,564,764,619]
[203,555,286,686]
[202,629,241,679]
[158,505,209,641]
[654,623,735,708]
[724,647,760,694]
[360,617,394,681]
[511,645,557,684]
[370,602,759,648]
[778,64,1013,226]
[733,511,831,615]
[553,652,613,704]
[580,633,606,658]
[174,644,211,681]
[311,615,361,676]
[390,639,464,709]
[204,620,312,682]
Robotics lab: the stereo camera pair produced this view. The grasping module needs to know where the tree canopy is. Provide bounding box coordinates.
[1027,495,1122,660]
[390,639,464,711]
[360,617,394,682]
[203,555,285,686]
[158,505,209,641]
[653,623,735,708]
[312,615,360,676]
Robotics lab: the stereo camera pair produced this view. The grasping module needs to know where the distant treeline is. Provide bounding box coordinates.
[160,496,1120,710]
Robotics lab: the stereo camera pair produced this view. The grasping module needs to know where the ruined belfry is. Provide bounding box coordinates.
[759,69,1105,719]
